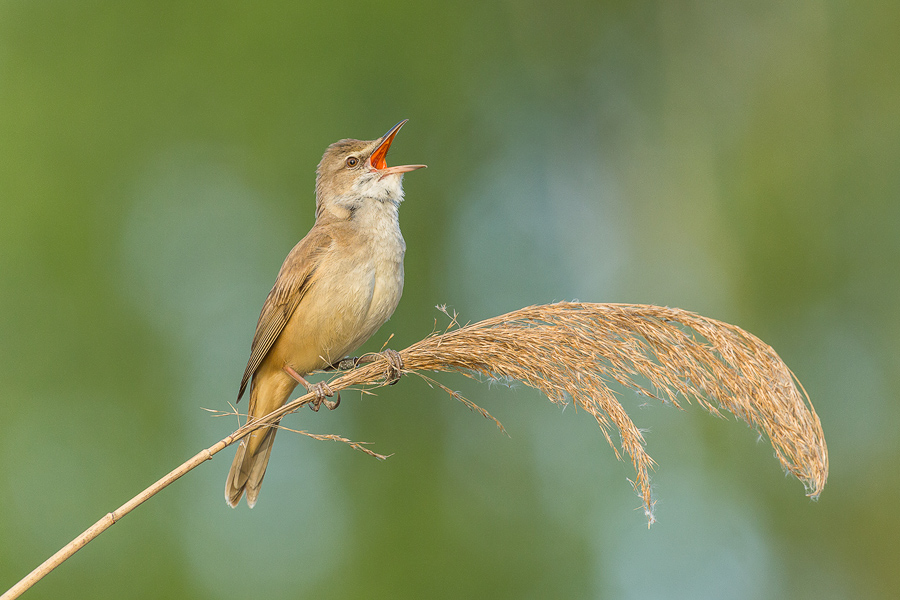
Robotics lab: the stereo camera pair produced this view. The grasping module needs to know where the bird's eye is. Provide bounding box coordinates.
[346,156,359,168]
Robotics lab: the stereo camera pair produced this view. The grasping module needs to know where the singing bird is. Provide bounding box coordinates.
[226,120,425,508]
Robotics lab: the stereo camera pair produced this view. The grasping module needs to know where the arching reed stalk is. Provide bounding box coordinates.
[1,301,827,600]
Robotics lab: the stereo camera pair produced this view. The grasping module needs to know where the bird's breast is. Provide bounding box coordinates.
[291,211,405,367]
[358,214,405,338]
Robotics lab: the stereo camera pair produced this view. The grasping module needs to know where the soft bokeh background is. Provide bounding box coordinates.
[2,1,898,598]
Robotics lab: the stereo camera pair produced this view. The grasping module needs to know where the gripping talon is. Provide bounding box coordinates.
[308,381,338,411]
[337,357,358,371]
[381,349,403,385]
[282,365,339,411]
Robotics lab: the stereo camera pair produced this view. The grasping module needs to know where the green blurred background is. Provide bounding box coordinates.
[2,1,898,598]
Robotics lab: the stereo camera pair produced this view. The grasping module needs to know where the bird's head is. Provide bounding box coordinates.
[314,120,426,220]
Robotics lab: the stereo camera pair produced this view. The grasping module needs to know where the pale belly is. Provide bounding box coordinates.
[270,234,404,375]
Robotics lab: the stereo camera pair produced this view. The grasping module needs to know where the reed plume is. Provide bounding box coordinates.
[384,301,828,522]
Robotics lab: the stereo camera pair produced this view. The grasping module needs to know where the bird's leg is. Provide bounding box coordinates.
[323,357,360,372]
[282,365,340,411]
[322,354,380,371]
[320,350,403,384]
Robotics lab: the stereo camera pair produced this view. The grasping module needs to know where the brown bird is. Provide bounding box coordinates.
[225,120,425,508]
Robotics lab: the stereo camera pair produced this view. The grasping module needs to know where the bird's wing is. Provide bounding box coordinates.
[237,227,334,401]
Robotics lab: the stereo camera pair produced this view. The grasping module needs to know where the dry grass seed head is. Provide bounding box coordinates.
[390,302,827,522]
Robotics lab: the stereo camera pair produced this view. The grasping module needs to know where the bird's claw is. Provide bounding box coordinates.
[282,364,340,411]
[335,357,359,371]
[381,349,403,385]
[308,381,340,412]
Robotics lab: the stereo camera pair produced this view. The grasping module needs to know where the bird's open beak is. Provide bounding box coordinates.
[368,119,427,176]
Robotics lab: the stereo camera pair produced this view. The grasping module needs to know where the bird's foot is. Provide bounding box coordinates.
[308,381,340,412]
[380,349,403,385]
[282,365,340,411]
[321,349,403,384]
[326,357,360,371]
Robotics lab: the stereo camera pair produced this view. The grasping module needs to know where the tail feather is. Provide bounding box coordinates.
[225,366,296,508]
[225,425,278,508]
[244,429,277,507]
[225,439,249,508]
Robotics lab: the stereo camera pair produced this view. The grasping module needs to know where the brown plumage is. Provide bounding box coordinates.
[225,120,425,508]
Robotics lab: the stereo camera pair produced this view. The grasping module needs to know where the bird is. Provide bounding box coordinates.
[225,120,425,508]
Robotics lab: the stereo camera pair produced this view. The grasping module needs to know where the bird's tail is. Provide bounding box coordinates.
[225,381,281,508]
[225,424,278,508]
